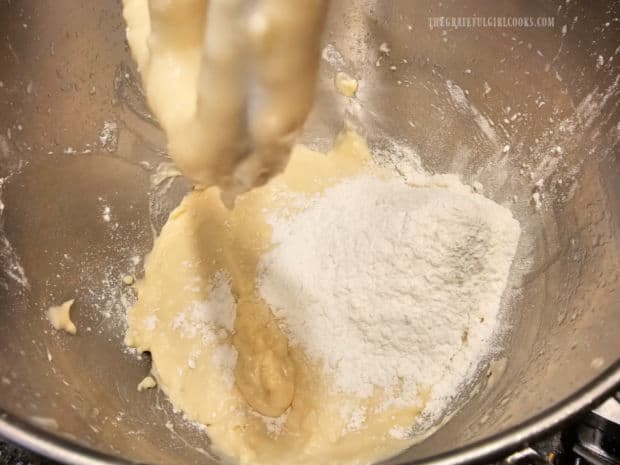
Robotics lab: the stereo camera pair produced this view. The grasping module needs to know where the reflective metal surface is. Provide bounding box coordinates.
[0,1,619,464]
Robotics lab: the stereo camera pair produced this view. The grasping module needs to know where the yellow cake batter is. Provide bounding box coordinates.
[126,130,427,465]
[124,1,429,462]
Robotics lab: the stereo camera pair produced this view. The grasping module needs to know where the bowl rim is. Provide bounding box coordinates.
[0,360,619,465]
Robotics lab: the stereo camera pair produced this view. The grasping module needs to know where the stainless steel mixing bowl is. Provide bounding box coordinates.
[0,1,619,464]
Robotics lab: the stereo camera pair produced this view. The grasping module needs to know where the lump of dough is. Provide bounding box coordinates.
[47,299,76,335]
[137,375,157,391]
[334,72,358,97]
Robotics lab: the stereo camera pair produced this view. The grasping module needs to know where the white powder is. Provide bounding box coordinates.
[258,174,520,426]
[170,272,237,382]
[212,344,238,389]
[253,408,290,436]
[99,120,118,152]
[321,44,347,69]
[167,273,239,392]
[342,406,366,433]
[171,272,236,342]
[389,426,409,440]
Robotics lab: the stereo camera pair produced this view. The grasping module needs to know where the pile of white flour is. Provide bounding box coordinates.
[258,174,520,425]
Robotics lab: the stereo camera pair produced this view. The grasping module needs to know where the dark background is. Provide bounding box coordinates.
[0,440,59,465]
